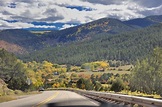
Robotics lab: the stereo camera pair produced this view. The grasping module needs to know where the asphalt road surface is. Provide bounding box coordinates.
[0,91,106,107]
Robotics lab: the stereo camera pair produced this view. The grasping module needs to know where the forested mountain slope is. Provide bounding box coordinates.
[45,18,135,42]
[0,29,43,51]
[0,40,26,54]
[124,15,162,28]
[0,18,135,54]
[1,15,162,56]
[46,15,162,43]
[21,24,162,65]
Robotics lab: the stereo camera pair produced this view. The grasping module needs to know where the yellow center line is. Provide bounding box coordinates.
[33,92,59,107]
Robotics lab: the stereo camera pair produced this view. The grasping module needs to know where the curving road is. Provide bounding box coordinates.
[0,91,102,107]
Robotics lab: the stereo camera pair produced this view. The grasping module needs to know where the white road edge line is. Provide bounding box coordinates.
[82,96,99,106]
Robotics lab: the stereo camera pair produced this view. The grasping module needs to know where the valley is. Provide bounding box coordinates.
[1,15,162,65]
[1,15,162,103]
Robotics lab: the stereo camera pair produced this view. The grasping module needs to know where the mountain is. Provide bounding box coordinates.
[0,18,136,54]
[45,18,135,42]
[1,15,162,56]
[0,40,27,54]
[147,15,162,23]
[0,29,37,43]
[20,24,162,65]
[0,29,37,49]
[124,15,162,28]
[0,29,46,52]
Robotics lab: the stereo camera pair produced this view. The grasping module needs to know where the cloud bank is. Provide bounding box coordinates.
[0,0,162,30]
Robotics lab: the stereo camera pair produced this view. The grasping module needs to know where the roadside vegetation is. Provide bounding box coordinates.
[0,47,162,103]
[0,90,40,103]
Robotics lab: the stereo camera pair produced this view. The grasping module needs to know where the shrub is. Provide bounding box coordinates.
[6,90,15,95]
[110,78,125,92]
[14,90,23,95]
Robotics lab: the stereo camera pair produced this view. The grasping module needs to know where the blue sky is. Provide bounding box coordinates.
[0,0,162,30]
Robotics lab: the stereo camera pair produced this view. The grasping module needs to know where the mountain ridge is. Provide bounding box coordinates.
[124,15,162,28]
[0,15,162,56]
[20,23,162,65]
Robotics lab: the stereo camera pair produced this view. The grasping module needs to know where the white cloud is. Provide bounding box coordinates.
[0,20,34,29]
[34,25,56,29]
[60,24,77,30]
[0,20,56,29]
[0,0,162,29]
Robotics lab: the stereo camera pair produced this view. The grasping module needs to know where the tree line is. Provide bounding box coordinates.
[20,24,162,65]
[1,47,162,97]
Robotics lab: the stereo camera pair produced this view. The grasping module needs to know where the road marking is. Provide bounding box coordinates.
[82,96,99,106]
[89,100,99,106]
[79,94,99,106]
[33,92,59,107]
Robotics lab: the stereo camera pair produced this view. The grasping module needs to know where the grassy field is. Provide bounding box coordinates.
[30,31,51,35]
[65,70,130,78]
[77,65,131,75]
[75,70,130,76]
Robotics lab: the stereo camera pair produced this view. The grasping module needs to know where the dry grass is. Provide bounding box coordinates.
[75,70,130,76]
[31,31,51,35]
[0,96,17,103]
[0,91,41,103]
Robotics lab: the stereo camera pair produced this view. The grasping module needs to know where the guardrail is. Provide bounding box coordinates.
[56,88,162,107]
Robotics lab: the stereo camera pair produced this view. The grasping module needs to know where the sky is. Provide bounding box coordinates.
[0,0,162,30]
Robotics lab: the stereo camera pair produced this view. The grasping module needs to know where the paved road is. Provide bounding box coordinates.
[0,91,102,107]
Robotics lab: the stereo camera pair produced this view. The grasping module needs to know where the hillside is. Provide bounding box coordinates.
[124,15,162,28]
[0,29,55,52]
[20,24,162,65]
[0,40,27,54]
[1,15,162,55]
[0,29,37,43]
[0,29,41,52]
[0,18,136,54]
[45,18,135,42]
